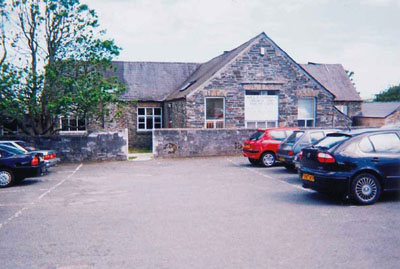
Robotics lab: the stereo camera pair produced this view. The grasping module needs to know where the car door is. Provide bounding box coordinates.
[368,132,400,190]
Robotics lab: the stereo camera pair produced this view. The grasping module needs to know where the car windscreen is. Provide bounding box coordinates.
[15,141,32,149]
[249,131,265,141]
[0,144,26,155]
[285,131,304,144]
[313,134,351,150]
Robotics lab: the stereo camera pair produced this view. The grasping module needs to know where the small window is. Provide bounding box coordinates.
[59,116,86,132]
[336,105,348,115]
[137,107,162,131]
[286,131,304,144]
[310,132,324,144]
[298,98,315,127]
[359,137,374,153]
[205,98,224,128]
[369,133,400,153]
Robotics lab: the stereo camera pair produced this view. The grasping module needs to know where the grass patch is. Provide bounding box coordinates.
[129,148,152,154]
[128,156,137,160]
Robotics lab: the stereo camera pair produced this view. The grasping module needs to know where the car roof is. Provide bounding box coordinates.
[328,128,400,137]
[0,140,25,143]
[257,127,299,132]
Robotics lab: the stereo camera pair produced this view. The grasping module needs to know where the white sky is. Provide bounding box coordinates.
[84,0,400,100]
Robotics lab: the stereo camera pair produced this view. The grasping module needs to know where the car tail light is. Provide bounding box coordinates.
[298,151,303,160]
[44,154,51,160]
[317,152,336,163]
[52,153,56,158]
[31,156,39,166]
[288,151,294,156]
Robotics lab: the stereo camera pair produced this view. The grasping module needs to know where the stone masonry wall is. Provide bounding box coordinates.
[164,99,186,128]
[153,128,257,158]
[184,36,349,128]
[92,102,162,149]
[0,130,128,162]
[334,101,362,118]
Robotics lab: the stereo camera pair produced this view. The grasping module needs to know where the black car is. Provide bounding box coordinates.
[277,129,339,170]
[0,144,45,188]
[299,129,400,205]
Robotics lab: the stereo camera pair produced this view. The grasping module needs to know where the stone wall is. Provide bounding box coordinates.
[153,128,257,158]
[0,130,128,162]
[334,101,362,118]
[184,35,349,128]
[164,99,186,128]
[94,102,162,149]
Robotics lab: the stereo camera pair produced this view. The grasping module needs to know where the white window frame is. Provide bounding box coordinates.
[245,121,277,128]
[336,105,348,115]
[298,97,316,127]
[204,97,225,129]
[137,107,163,132]
[58,116,87,132]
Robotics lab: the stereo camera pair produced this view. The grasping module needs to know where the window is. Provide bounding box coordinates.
[359,137,374,153]
[336,105,348,115]
[269,130,286,141]
[298,98,315,127]
[246,121,277,128]
[369,133,400,153]
[137,107,162,131]
[205,98,224,128]
[286,131,304,144]
[59,116,86,131]
[309,132,324,144]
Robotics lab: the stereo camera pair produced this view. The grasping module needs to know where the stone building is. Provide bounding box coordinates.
[353,102,400,127]
[103,32,360,149]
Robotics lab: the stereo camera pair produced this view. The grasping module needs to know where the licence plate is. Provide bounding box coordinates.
[302,173,315,182]
[278,157,285,162]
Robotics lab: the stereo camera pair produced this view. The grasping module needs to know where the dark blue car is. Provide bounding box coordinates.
[299,129,400,205]
[0,144,45,188]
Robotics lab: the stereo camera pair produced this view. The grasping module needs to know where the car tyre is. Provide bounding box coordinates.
[0,169,15,188]
[261,152,275,167]
[351,173,381,205]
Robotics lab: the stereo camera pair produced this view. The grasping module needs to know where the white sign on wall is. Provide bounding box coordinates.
[245,95,279,121]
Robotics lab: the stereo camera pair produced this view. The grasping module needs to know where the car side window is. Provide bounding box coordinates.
[369,133,400,154]
[310,132,324,144]
[269,131,286,141]
[359,137,374,153]
[0,149,11,158]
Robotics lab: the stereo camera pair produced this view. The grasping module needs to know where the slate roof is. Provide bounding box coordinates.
[355,102,400,118]
[165,34,261,100]
[300,63,362,102]
[110,61,200,101]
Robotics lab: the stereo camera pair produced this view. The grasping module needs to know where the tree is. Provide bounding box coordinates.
[374,84,400,102]
[345,69,355,87]
[0,0,125,135]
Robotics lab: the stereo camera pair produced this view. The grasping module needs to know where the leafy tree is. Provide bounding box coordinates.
[0,0,126,135]
[374,84,400,102]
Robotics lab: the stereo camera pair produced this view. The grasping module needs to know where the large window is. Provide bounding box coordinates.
[245,90,279,128]
[205,98,225,128]
[298,98,315,127]
[59,116,86,131]
[137,107,162,131]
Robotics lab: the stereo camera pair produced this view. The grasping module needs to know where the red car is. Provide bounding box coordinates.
[243,128,298,167]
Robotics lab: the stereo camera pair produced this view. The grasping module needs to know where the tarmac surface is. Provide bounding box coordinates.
[0,156,399,268]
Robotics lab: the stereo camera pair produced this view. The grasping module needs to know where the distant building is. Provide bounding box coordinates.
[353,102,400,127]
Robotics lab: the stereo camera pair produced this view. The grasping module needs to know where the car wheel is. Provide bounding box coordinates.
[248,158,260,166]
[0,169,15,188]
[261,152,275,167]
[351,173,381,205]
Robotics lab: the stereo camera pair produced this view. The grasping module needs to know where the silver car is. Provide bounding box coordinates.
[0,141,60,169]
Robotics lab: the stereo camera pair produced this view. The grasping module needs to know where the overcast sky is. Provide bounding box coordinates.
[84,0,400,100]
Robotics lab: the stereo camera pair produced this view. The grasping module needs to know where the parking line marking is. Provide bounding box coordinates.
[0,163,83,230]
[227,159,313,193]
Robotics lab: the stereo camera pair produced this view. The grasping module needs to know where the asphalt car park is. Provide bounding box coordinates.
[0,156,399,268]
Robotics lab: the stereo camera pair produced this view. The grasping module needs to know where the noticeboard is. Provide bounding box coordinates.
[245,95,279,121]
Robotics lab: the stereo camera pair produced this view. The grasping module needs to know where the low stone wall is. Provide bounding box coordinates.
[0,129,128,162]
[153,128,257,158]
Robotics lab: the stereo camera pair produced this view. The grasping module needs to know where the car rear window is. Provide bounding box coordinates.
[314,134,350,150]
[269,131,286,141]
[249,131,265,141]
[0,144,25,155]
[285,131,304,144]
